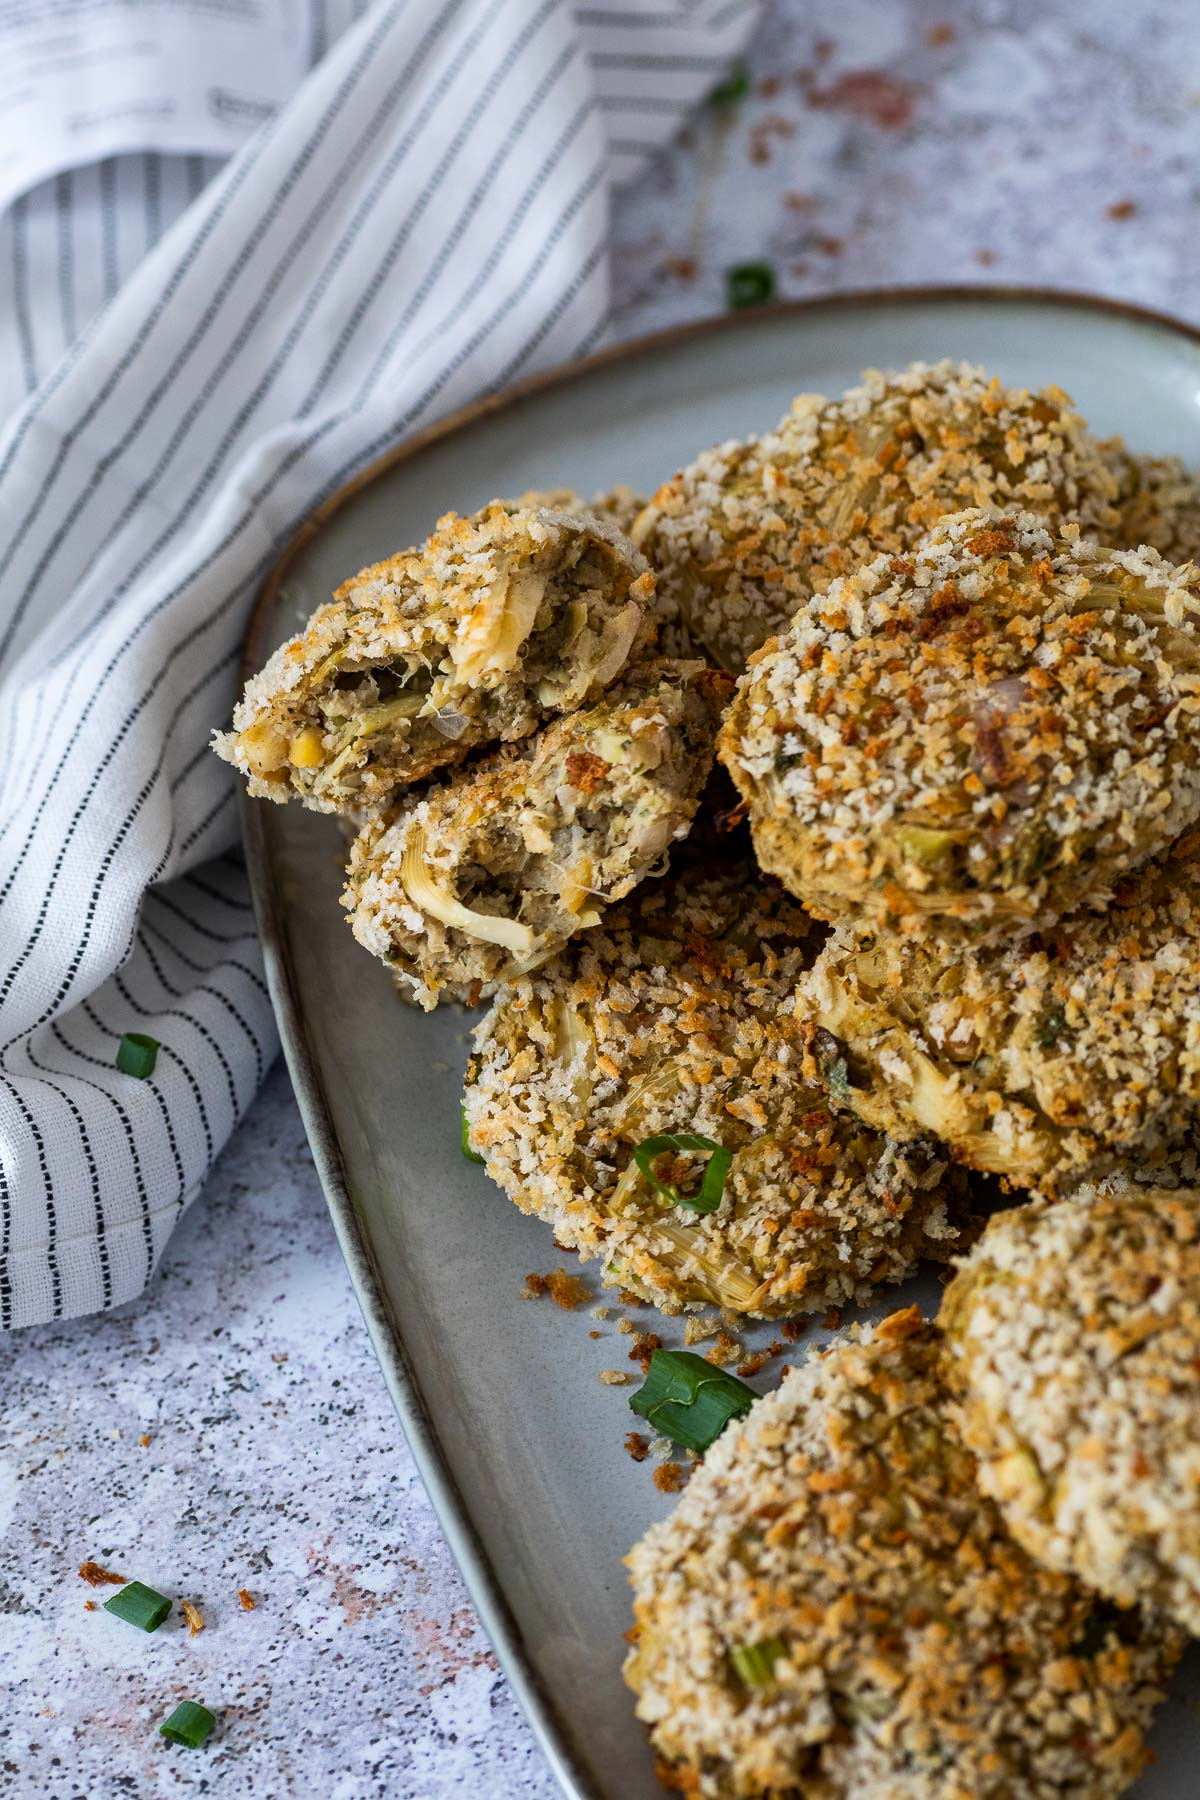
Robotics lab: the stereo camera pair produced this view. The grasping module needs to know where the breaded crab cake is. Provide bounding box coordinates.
[1104,441,1200,565]
[624,1306,1183,1800]
[941,1189,1200,1636]
[464,869,973,1318]
[796,833,1200,1191]
[341,662,728,1010]
[720,508,1200,942]
[214,501,651,812]
[633,360,1119,672]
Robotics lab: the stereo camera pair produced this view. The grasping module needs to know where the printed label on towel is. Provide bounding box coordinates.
[0,0,312,211]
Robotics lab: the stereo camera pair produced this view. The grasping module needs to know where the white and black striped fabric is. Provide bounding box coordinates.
[0,0,761,1329]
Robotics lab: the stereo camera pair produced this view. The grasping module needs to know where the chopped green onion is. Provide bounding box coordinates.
[116,1033,159,1079]
[726,261,776,311]
[461,1105,485,1164]
[730,1636,787,1687]
[160,1701,217,1748]
[632,1133,732,1214]
[103,1580,172,1632]
[630,1349,755,1453]
[709,61,750,106]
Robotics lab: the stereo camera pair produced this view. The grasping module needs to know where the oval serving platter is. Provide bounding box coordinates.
[240,289,1200,1800]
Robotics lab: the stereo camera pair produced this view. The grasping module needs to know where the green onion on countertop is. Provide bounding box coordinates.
[709,61,750,106]
[103,1580,172,1632]
[461,1104,485,1164]
[116,1033,159,1079]
[160,1701,217,1748]
[632,1133,731,1214]
[726,262,776,311]
[629,1349,755,1454]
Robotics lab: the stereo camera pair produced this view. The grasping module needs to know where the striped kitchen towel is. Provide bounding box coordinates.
[0,0,763,1329]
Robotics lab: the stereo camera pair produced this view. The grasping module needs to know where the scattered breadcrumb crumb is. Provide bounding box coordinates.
[650,1436,674,1461]
[823,1305,843,1331]
[654,1463,686,1493]
[588,1329,604,1340]
[78,1562,127,1588]
[629,1332,664,1371]
[237,1589,256,1611]
[618,1289,644,1307]
[704,1330,742,1367]
[600,1369,633,1385]
[522,1272,550,1300]
[1107,198,1137,219]
[83,1600,97,1612]
[181,1599,205,1636]
[617,1318,636,1335]
[625,1432,651,1462]
[524,1268,590,1309]
[781,1320,805,1342]
[591,1305,611,1321]
[684,1314,722,1345]
[139,1434,152,1448]
[271,1352,289,1364]
[736,1352,770,1377]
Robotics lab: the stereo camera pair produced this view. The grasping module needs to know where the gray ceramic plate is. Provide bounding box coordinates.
[240,289,1200,1800]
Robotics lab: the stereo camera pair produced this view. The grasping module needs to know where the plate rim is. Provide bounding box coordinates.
[238,283,1200,1800]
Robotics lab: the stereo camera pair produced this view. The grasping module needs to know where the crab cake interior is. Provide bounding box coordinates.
[464,868,974,1319]
[633,360,1120,673]
[214,501,651,812]
[624,1306,1182,1800]
[720,507,1200,942]
[341,662,730,1009]
[1104,441,1200,565]
[941,1188,1200,1636]
[798,832,1200,1190]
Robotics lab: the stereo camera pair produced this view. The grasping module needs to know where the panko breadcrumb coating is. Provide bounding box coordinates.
[1104,441,1200,565]
[624,1306,1183,1800]
[341,662,728,1010]
[941,1189,1200,1636]
[720,507,1200,942]
[464,869,974,1319]
[797,832,1200,1190]
[633,360,1119,672]
[214,501,652,812]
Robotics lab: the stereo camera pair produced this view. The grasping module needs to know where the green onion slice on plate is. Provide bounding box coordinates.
[103,1580,172,1632]
[116,1033,159,1079]
[160,1700,217,1748]
[629,1349,755,1454]
[460,1104,485,1164]
[730,1636,787,1687]
[632,1133,731,1213]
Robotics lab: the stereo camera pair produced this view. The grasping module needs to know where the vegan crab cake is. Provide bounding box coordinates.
[720,507,1200,943]
[797,832,1200,1190]
[624,1306,1182,1800]
[632,360,1120,672]
[214,500,652,812]
[941,1189,1200,1637]
[341,662,729,1010]
[464,870,974,1318]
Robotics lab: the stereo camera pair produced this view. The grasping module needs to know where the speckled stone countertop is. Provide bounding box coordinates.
[5,2,1200,1796]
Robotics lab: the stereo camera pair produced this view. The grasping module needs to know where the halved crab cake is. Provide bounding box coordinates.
[1104,441,1200,565]
[633,360,1119,672]
[941,1189,1200,1637]
[797,833,1200,1191]
[214,501,651,812]
[720,508,1200,943]
[625,1305,1182,1800]
[342,662,729,1010]
[464,869,973,1318]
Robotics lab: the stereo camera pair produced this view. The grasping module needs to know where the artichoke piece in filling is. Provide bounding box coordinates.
[797,832,1200,1191]
[464,867,975,1319]
[624,1306,1182,1800]
[633,359,1120,673]
[720,507,1200,942]
[342,661,730,1010]
[941,1187,1200,1637]
[213,501,652,812]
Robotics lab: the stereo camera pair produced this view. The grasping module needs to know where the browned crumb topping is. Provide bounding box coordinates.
[78,1561,127,1588]
[625,1432,651,1463]
[181,1598,205,1636]
[653,1462,686,1494]
[565,750,611,794]
[237,1588,256,1611]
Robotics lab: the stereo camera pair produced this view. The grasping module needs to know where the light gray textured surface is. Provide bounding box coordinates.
[5,2,1200,1796]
